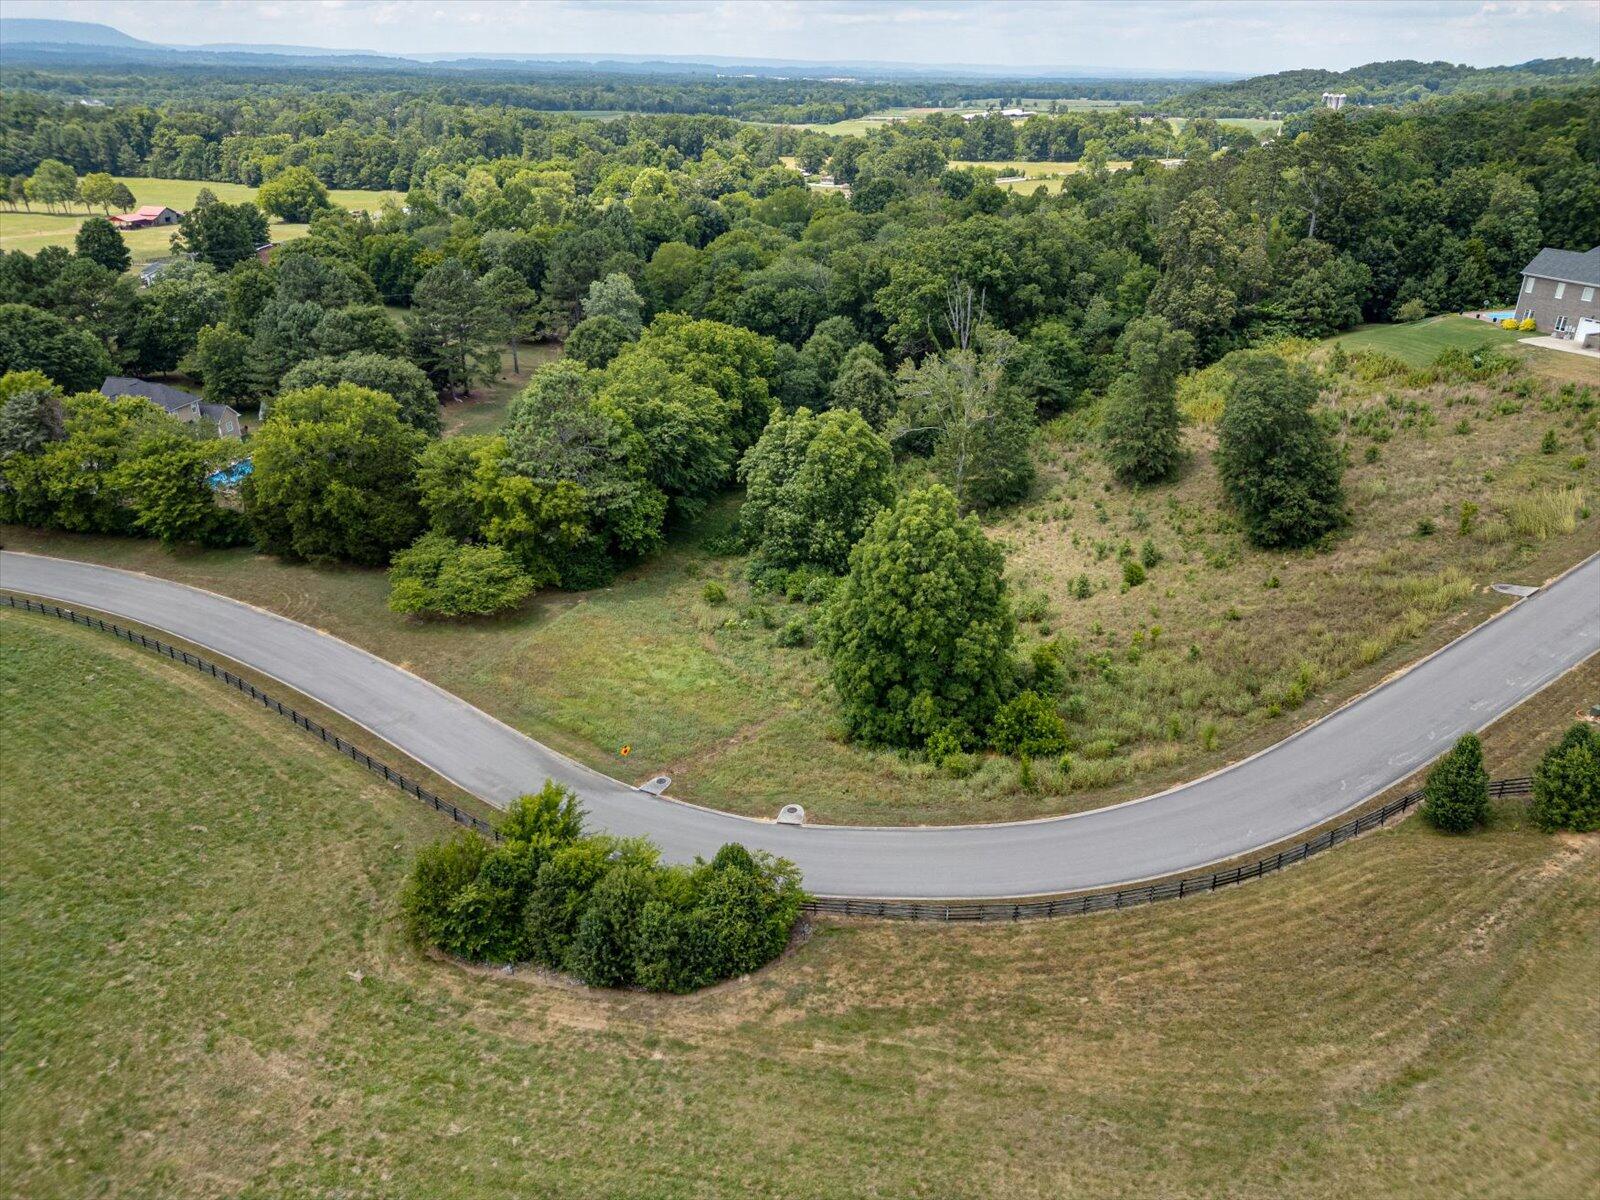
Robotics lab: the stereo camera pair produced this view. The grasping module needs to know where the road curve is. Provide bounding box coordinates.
[3,549,1598,898]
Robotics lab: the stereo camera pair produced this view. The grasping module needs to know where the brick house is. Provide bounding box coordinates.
[1514,247,1600,347]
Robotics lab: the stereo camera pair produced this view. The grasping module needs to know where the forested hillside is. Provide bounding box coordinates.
[1165,56,1600,116]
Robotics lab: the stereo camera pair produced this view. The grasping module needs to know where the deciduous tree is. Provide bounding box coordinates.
[1215,351,1344,547]
[819,484,1015,749]
[256,166,332,223]
[738,406,894,575]
[74,216,131,273]
[245,383,426,564]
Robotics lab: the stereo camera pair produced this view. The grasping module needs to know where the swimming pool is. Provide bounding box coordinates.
[207,458,253,488]
[1484,310,1516,321]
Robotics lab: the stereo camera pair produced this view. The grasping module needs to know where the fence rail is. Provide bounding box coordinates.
[5,591,1535,922]
[4,593,500,840]
[806,775,1534,921]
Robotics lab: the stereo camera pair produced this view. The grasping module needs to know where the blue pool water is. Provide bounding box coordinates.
[1484,310,1516,321]
[207,458,253,488]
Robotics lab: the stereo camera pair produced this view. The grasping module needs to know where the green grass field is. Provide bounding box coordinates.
[1332,316,1600,387]
[1332,315,1527,367]
[0,176,403,270]
[1161,115,1283,136]
[440,342,562,438]
[3,608,1595,1198]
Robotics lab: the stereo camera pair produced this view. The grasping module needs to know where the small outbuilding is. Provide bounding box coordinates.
[109,205,183,230]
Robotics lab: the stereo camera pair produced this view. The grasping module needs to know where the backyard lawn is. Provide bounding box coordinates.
[0,176,403,269]
[3,607,1596,1199]
[1332,315,1527,367]
[1334,315,1600,386]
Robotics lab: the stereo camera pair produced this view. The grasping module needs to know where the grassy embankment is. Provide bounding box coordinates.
[4,321,1596,826]
[0,176,404,269]
[2,607,1596,1199]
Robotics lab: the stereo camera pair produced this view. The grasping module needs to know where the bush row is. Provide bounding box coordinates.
[1423,723,1600,835]
[401,782,806,993]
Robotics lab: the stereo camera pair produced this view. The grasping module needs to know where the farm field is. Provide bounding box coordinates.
[0,176,403,269]
[769,97,1144,135]
[949,159,1138,193]
[2,606,1596,1199]
[1160,115,1283,135]
[5,333,1596,827]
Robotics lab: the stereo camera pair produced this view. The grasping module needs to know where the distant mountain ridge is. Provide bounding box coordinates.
[0,16,1235,81]
[1,17,153,47]
[1164,56,1600,115]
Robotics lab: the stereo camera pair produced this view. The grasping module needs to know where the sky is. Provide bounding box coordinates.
[6,0,1598,75]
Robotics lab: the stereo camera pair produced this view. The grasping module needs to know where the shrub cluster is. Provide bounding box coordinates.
[1421,733,1489,832]
[387,531,535,617]
[1529,723,1600,833]
[401,782,805,993]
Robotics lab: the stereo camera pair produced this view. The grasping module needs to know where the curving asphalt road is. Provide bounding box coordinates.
[3,549,1598,899]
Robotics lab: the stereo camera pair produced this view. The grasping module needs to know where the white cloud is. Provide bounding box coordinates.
[4,0,1595,71]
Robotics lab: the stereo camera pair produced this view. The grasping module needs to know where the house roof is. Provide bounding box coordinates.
[199,401,242,425]
[101,376,202,413]
[111,205,180,223]
[1520,247,1600,287]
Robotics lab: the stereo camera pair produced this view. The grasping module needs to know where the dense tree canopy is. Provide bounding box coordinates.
[256,166,331,223]
[245,383,427,565]
[738,406,895,576]
[281,352,439,435]
[0,303,113,393]
[820,485,1015,749]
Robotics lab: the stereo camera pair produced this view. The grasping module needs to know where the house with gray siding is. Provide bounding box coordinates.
[1514,247,1600,348]
[101,377,243,439]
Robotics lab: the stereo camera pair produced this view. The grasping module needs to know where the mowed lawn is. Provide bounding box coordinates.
[0,176,403,269]
[1336,316,1600,387]
[2,609,1597,1199]
[1333,315,1528,367]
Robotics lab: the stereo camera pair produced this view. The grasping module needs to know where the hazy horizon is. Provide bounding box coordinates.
[5,0,1598,76]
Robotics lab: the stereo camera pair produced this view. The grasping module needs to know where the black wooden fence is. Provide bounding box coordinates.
[5,591,1534,922]
[3,594,500,839]
[806,775,1534,921]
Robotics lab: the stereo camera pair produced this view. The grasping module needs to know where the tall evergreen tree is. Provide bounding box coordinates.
[1101,315,1191,487]
[407,259,500,399]
[1422,734,1490,833]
